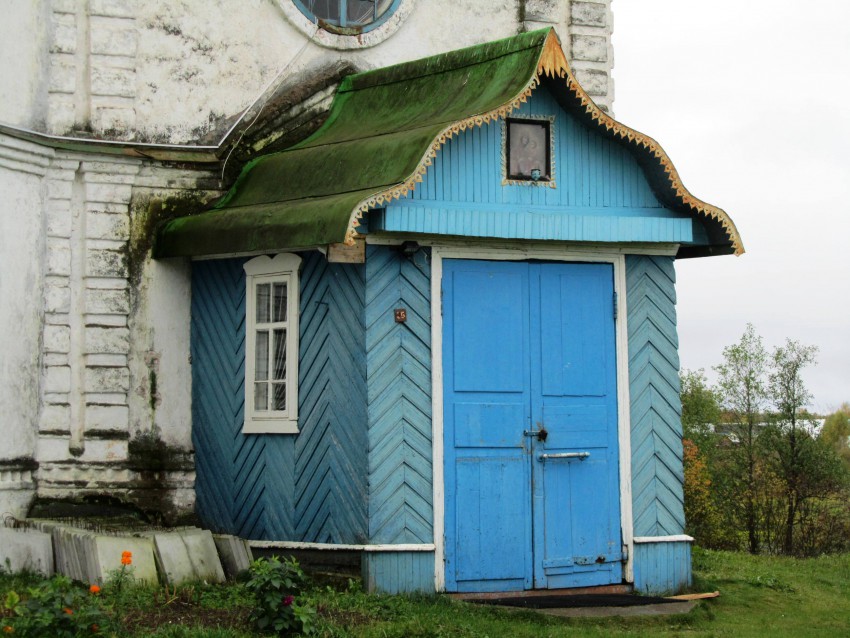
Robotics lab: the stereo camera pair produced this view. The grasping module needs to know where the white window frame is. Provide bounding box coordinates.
[243,253,302,434]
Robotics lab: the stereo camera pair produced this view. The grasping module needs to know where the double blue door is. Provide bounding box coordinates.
[443,259,622,592]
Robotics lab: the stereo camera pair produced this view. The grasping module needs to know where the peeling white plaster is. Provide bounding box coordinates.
[0,1,615,519]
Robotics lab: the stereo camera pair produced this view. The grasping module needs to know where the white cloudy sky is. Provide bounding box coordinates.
[612,1,850,413]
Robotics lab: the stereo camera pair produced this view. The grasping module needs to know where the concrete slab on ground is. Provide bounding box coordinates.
[92,535,157,585]
[0,528,54,576]
[151,528,225,585]
[213,534,253,579]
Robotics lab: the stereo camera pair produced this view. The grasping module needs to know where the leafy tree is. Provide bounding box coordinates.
[766,339,819,554]
[680,368,721,447]
[682,438,714,539]
[714,324,768,554]
[680,368,738,547]
[820,403,850,465]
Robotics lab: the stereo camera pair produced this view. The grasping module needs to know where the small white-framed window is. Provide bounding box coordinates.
[243,253,302,434]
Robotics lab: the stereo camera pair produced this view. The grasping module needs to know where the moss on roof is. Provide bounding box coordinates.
[155,28,742,259]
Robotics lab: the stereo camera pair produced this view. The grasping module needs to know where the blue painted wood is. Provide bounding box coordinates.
[364,245,433,544]
[443,260,532,592]
[532,263,621,590]
[443,260,621,593]
[192,253,368,543]
[633,541,692,595]
[372,205,693,244]
[377,88,697,244]
[192,257,297,539]
[362,552,435,594]
[626,255,686,537]
[295,253,368,543]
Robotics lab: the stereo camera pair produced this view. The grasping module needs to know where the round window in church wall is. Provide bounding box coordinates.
[292,0,402,33]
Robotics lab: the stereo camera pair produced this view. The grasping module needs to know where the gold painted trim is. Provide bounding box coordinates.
[344,30,744,256]
[344,72,540,243]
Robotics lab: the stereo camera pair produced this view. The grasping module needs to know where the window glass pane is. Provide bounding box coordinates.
[256,283,270,323]
[255,330,269,381]
[273,329,287,381]
[254,382,268,411]
[348,0,384,24]
[301,0,393,26]
[272,382,287,411]
[509,121,548,179]
[273,282,288,322]
[305,0,340,22]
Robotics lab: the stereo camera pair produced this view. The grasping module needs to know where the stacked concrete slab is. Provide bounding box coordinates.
[26,521,157,585]
[0,528,54,576]
[146,528,225,585]
[213,534,253,579]
[1,523,253,586]
[92,534,158,585]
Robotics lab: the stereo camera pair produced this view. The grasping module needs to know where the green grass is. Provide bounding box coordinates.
[4,550,850,637]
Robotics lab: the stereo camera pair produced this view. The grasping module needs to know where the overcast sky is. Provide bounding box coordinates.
[612,1,850,413]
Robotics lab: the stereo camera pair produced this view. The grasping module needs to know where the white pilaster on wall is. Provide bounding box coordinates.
[568,0,614,114]
[38,155,141,471]
[68,168,87,455]
[34,153,214,516]
[48,0,138,137]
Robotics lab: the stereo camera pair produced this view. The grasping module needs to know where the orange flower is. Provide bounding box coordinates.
[120,551,132,566]
[63,608,73,615]
[89,584,101,594]
[2,626,13,634]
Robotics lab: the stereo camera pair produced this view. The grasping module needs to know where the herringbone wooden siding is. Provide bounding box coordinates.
[192,254,368,542]
[626,255,686,537]
[365,246,433,544]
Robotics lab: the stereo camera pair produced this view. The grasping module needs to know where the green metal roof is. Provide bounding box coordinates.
[155,28,742,259]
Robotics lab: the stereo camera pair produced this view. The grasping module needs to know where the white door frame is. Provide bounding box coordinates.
[429,242,642,591]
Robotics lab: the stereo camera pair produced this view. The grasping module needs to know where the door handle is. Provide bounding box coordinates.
[537,452,590,462]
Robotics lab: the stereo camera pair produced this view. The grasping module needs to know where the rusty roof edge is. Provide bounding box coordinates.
[0,121,222,163]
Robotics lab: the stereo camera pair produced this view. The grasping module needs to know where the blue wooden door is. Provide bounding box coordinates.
[443,259,621,592]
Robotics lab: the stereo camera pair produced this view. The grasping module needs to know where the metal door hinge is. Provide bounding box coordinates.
[613,291,618,320]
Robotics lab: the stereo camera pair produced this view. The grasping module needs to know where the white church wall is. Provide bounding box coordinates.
[0,2,51,129]
[0,0,615,520]
[0,135,52,517]
[31,0,613,143]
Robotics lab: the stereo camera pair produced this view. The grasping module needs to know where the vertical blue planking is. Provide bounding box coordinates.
[626,255,686,537]
[406,89,660,210]
[362,552,435,594]
[443,260,533,592]
[192,252,368,543]
[443,260,621,592]
[633,541,692,595]
[379,87,697,244]
[364,245,433,544]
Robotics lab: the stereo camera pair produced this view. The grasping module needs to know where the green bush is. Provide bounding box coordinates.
[245,556,314,636]
[3,575,109,637]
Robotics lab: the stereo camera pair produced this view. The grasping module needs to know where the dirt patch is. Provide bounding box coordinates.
[121,604,252,634]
